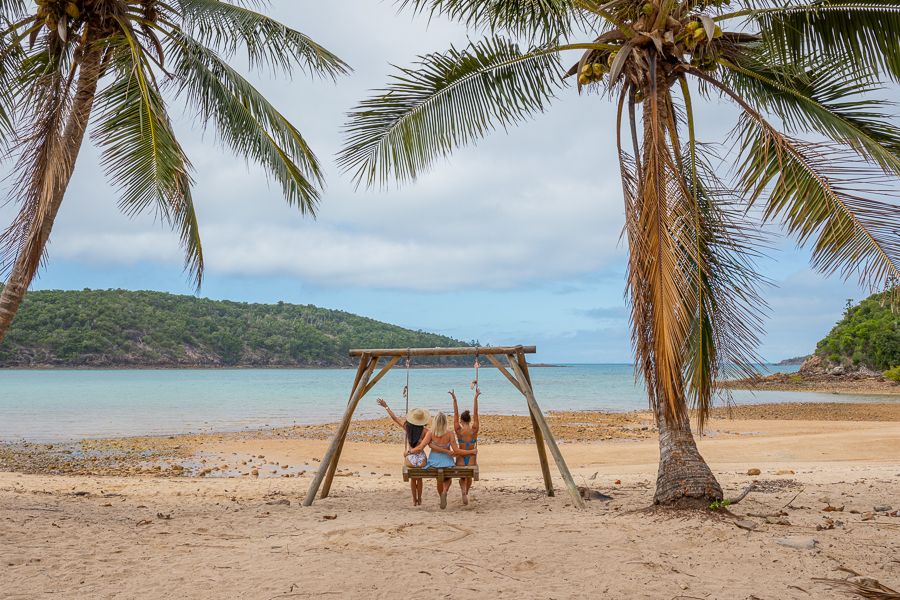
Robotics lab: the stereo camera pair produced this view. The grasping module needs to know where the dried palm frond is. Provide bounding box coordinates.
[815,575,900,599]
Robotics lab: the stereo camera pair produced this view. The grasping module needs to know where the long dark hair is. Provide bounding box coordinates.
[460,410,471,424]
[405,422,424,447]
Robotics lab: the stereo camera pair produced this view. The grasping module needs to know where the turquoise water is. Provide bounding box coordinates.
[1,363,891,442]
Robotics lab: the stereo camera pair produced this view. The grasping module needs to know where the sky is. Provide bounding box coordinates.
[0,2,876,363]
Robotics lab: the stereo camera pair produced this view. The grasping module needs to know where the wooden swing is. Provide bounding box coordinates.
[401,351,478,485]
[302,345,585,508]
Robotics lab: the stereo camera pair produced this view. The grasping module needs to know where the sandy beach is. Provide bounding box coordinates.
[3,404,900,599]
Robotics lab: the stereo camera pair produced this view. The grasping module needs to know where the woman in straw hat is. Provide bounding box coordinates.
[377,398,431,506]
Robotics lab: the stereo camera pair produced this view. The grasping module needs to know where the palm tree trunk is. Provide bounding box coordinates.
[653,402,723,505]
[0,46,103,344]
[633,62,723,505]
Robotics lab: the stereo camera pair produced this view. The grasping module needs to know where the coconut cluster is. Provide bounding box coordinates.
[573,1,731,91]
[578,60,609,86]
[33,0,160,44]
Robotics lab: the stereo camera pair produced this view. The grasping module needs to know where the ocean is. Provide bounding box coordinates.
[1,363,892,442]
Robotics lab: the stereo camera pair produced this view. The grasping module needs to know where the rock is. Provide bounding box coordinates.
[775,469,795,475]
[861,512,875,521]
[251,469,259,477]
[776,537,817,550]
[747,468,761,476]
[734,519,758,531]
[874,505,893,512]
[265,499,290,506]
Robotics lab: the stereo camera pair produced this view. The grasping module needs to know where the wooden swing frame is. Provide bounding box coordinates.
[302,345,585,508]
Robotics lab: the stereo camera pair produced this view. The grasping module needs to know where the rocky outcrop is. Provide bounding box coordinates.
[799,355,883,378]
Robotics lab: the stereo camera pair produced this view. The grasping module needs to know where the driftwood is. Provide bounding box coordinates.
[726,483,756,506]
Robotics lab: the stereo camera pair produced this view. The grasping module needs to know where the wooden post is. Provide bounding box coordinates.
[487,354,553,496]
[319,356,379,499]
[303,355,376,506]
[516,356,555,497]
[507,354,585,508]
[320,356,398,497]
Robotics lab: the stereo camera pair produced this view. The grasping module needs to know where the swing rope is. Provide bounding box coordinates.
[403,349,411,451]
[471,346,480,392]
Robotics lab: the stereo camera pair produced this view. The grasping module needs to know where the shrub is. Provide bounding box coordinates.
[884,366,900,382]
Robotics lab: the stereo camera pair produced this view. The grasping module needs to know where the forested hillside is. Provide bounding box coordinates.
[0,288,470,368]
[812,291,899,372]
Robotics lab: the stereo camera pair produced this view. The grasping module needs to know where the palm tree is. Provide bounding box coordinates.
[338,0,900,504]
[0,0,348,342]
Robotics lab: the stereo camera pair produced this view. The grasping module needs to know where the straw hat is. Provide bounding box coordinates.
[406,407,431,427]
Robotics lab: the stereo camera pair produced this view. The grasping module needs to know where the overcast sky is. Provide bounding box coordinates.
[1,2,874,363]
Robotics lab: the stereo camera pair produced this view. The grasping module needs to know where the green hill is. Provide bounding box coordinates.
[812,290,900,372]
[0,288,471,368]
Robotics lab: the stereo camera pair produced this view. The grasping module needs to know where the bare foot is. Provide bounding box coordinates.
[462,492,469,506]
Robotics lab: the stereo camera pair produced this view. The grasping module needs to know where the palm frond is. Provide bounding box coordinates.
[625,66,696,424]
[338,36,563,187]
[719,53,900,177]
[92,40,203,286]
[167,32,323,214]
[696,70,900,294]
[0,40,73,278]
[396,0,579,41]
[678,145,767,429]
[737,116,900,292]
[172,0,349,78]
[0,16,23,148]
[739,1,900,82]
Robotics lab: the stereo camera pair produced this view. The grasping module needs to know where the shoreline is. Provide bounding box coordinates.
[4,401,900,479]
[722,372,900,396]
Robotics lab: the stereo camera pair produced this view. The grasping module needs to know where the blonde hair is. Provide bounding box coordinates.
[431,412,448,437]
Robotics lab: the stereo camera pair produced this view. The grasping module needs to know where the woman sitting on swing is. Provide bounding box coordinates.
[450,387,479,505]
[376,398,431,506]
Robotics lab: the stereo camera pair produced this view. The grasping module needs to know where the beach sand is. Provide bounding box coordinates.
[2,405,900,599]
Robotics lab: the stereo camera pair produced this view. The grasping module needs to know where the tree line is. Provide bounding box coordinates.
[0,288,471,368]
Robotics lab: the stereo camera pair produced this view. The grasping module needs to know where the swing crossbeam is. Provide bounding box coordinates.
[303,345,585,509]
[349,346,535,357]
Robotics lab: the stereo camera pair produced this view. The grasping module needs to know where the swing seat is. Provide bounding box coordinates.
[402,465,479,482]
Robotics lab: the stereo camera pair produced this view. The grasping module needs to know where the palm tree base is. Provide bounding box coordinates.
[653,409,723,506]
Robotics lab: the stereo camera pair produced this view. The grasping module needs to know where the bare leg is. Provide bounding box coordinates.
[415,479,423,504]
[438,478,448,509]
[409,479,417,506]
[459,477,468,505]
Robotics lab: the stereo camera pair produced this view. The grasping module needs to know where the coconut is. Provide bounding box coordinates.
[578,74,590,86]
[65,2,80,19]
[642,3,653,16]
[592,63,604,77]
[685,21,700,32]
[692,28,706,40]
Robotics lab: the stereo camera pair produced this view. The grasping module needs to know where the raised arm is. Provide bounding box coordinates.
[376,398,405,429]
[472,388,480,433]
[450,389,460,432]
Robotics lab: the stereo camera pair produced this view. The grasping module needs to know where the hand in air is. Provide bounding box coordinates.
[474,388,481,398]
[376,398,387,408]
[448,389,456,398]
